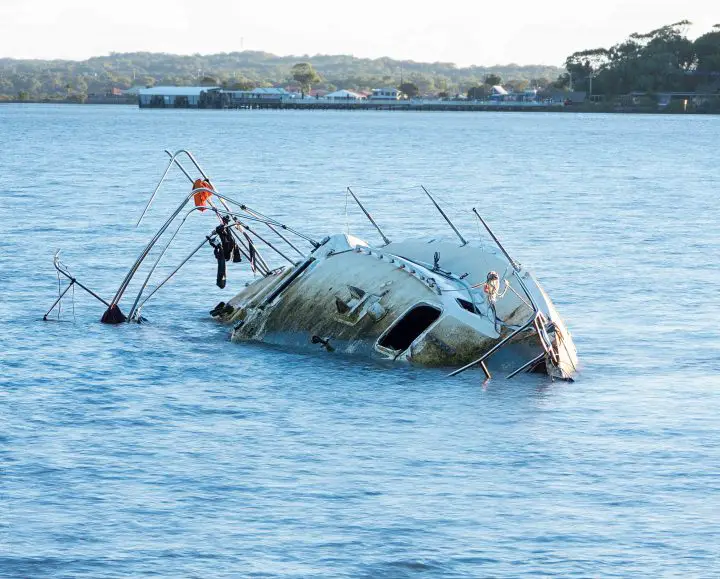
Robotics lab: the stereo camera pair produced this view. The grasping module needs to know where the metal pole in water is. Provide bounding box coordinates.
[421,186,467,245]
[347,187,391,245]
[52,252,111,307]
[43,282,74,320]
[472,208,519,271]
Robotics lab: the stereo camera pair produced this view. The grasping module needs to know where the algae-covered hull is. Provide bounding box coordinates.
[214,234,578,379]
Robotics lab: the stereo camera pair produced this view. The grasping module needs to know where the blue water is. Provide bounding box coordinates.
[1,105,719,577]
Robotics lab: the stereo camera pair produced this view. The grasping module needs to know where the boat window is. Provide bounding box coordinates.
[378,305,441,352]
[456,298,480,314]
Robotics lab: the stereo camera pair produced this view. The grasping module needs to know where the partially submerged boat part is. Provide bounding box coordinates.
[44,150,578,381]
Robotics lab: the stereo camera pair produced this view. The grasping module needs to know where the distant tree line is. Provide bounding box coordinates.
[3,23,718,103]
[559,21,720,96]
[0,51,562,101]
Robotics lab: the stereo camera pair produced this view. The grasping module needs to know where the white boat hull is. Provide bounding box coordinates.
[214,234,578,380]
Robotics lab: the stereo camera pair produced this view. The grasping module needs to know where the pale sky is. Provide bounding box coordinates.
[0,0,716,66]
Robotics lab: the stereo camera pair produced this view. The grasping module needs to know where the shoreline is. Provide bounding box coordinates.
[1,99,718,115]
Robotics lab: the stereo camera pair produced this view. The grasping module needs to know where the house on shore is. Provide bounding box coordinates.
[489,85,509,100]
[370,88,401,100]
[325,89,366,102]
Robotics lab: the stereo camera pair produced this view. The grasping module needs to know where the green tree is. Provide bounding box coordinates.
[229,79,255,90]
[552,73,571,89]
[506,79,529,92]
[0,51,569,100]
[291,62,321,95]
[398,81,419,98]
[530,77,551,89]
[484,74,502,86]
[694,28,720,73]
[563,21,702,97]
[467,85,488,99]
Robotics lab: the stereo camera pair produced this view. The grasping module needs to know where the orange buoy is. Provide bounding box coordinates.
[192,178,214,211]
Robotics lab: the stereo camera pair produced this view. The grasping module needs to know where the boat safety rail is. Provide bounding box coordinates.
[128,149,315,316]
[534,313,559,365]
[126,197,308,321]
[126,205,207,319]
[505,352,546,380]
[114,185,309,313]
[44,251,111,320]
[501,313,562,381]
[125,204,273,321]
[209,191,319,248]
[111,189,199,307]
[504,321,563,381]
[447,312,541,378]
[129,234,218,322]
[510,272,561,367]
[164,150,310,257]
[141,149,319,252]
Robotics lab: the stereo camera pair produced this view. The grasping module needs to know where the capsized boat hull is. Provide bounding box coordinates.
[213,234,578,379]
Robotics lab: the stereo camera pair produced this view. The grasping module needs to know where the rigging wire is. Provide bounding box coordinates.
[344,187,350,236]
[56,267,62,320]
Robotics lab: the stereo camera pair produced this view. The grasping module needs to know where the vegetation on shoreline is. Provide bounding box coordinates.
[562,21,720,97]
[0,52,561,101]
[1,21,718,109]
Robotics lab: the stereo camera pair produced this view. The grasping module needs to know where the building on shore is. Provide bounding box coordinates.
[325,89,366,102]
[489,85,509,99]
[224,87,292,107]
[138,86,220,108]
[134,84,589,110]
[370,88,401,100]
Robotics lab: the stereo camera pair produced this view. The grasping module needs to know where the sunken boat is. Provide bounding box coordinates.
[45,151,578,381]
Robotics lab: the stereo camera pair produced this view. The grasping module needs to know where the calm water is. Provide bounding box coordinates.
[1,105,719,577]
